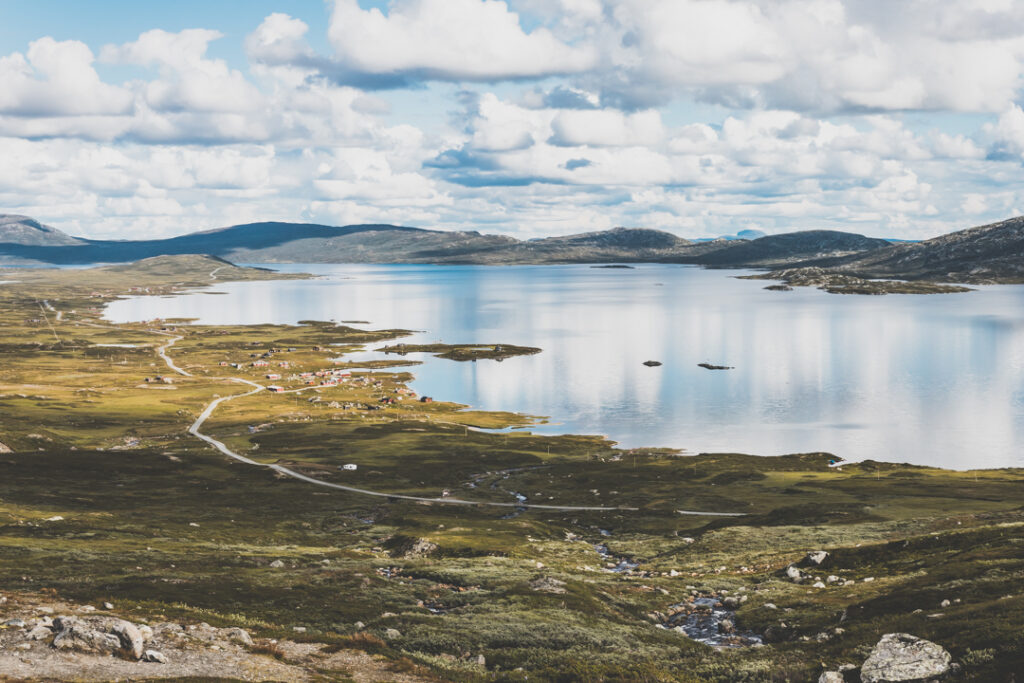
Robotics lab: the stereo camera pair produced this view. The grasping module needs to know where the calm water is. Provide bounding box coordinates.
[105,264,1024,469]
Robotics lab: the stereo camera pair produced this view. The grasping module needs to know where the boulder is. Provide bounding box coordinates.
[143,649,167,663]
[818,673,844,683]
[223,627,253,646]
[799,551,832,568]
[860,633,951,683]
[530,577,568,594]
[384,628,402,640]
[51,617,122,656]
[785,565,811,584]
[111,620,144,660]
[269,559,285,568]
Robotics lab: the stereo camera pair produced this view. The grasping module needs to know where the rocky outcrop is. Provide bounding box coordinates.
[51,617,123,656]
[860,633,952,683]
[529,577,568,594]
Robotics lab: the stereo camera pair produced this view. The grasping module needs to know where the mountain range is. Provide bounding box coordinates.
[0,213,1021,283]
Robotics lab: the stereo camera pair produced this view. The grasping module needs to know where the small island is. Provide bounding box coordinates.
[378,342,542,362]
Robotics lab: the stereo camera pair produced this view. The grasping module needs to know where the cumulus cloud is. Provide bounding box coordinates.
[0,38,132,116]
[324,0,598,83]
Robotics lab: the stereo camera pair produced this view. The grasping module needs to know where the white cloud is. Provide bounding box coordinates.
[326,0,597,82]
[0,38,132,116]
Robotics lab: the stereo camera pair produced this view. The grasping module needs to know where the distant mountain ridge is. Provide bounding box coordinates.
[0,213,1021,283]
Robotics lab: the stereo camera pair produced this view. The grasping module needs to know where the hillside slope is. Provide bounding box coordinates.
[833,215,1024,283]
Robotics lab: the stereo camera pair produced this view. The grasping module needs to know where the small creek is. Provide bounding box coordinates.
[660,597,763,648]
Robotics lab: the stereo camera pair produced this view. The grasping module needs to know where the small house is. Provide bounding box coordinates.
[420,396,433,403]
[266,373,281,380]
[267,385,285,393]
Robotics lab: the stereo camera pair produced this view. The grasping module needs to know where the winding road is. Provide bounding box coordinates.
[158,332,743,515]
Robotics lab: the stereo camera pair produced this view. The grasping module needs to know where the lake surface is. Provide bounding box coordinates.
[105,264,1024,469]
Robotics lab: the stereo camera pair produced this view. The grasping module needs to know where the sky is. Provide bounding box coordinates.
[2,0,1024,240]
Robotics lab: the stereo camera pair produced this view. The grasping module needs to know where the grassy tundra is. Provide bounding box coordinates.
[0,256,1021,682]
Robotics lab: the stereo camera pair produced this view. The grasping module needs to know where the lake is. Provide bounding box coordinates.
[105,264,1024,470]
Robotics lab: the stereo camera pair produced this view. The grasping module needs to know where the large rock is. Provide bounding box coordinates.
[111,620,144,660]
[860,633,951,682]
[800,550,832,568]
[529,577,567,594]
[50,615,146,660]
[51,617,122,655]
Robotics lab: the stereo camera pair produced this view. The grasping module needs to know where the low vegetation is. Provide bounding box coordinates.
[0,256,1021,681]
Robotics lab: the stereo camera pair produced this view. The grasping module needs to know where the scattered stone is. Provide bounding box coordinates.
[530,576,568,594]
[818,672,844,683]
[718,619,735,634]
[763,603,777,610]
[862,576,875,583]
[384,628,402,640]
[80,605,96,612]
[812,581,826,589]
[785,565,811,584]
[860,633,951,683]
[269,559,285,568]
[940,599,951,608]
[139,624,154,641]
[827,575,840,583]
[223,627,253,646]
[353,621,365,631]
[26,625,52,641]
[143,649,167,663]
[292,626,307,633]
[14,642,31,651]
[103,602,114,610]
[476,654,486,667]
[3,618,26,628]
[43,516,64,522]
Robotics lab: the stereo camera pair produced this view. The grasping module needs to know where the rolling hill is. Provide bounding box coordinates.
[1,213,1021,282]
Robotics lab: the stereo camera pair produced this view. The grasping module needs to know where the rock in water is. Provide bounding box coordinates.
[860,633,951,683]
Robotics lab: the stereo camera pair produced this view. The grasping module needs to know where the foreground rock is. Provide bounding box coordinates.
[0,595,431,682]
[860,633,952,683]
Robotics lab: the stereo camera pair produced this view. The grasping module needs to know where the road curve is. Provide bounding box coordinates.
[160,334,740,515]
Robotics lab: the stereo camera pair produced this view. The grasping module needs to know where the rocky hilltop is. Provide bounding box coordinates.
[0,215,84,247]
[831,215,1024,283]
